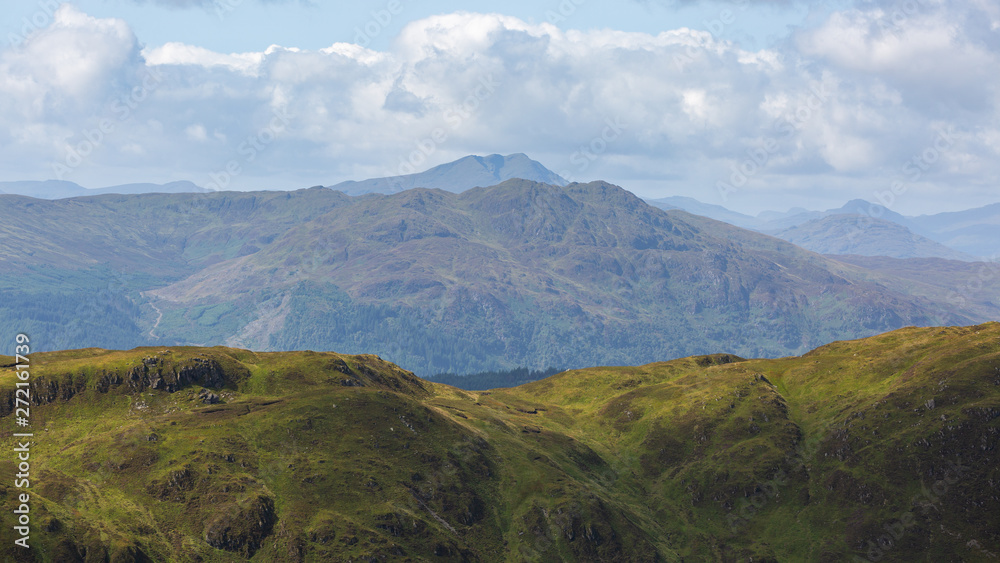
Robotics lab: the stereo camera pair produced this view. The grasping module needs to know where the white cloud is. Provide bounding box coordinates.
[185,124,208,141]
[0,3,998,213]
[144,43,266,75]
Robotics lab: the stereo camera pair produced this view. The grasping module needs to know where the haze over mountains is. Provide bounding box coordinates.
[648,196,999,260]
[2,155,998,561]
[3,154,996,261]
[774,215,976,261]
[326,153,569,195]
[0,180,210,199]
[2,177,999,376]
[1,153,997,375]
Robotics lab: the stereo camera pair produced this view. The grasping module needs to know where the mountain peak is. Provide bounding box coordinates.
[328,153,567,196]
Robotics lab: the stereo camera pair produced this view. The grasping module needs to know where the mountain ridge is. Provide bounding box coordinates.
[1,323,997,561]
[2,180,997,374]
[327,153,568,195]
[0,179,209,199]
[774,213,976,261]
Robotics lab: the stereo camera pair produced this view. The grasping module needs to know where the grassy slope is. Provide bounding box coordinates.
[0,325,998,562]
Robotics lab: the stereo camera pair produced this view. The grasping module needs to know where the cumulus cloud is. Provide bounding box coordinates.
[0,2,997,213]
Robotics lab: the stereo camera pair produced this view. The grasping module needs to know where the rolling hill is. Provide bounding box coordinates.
[0,323,997,561]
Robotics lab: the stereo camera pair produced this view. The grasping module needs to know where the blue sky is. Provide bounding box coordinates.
[3,1,818,53]
[0,0,997,215]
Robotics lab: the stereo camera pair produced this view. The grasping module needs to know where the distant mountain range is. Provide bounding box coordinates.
[648,196,999,260]
[0,179,210,199]
[326,153,568,195]
[774,214,975,261]
[3,180,998,375]
[4,154,995,261]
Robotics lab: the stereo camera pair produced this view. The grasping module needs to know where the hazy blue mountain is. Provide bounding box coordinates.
[774,213,976,261]
[644,196,762,229]
[907,203,1000,259]
[0,180,88,199]
[756,206,813,222]
[2,180,997,374]
[328,153,568,195]
[0,179,208,199]
[652,195,989,260]
[755,199,911,232]
[771,199,999,259]
[89,180,210,196]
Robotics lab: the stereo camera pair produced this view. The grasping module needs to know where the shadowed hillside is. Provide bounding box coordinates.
[0,323,997,561]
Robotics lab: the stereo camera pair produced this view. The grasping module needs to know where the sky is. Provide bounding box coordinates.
[0,0,997,215]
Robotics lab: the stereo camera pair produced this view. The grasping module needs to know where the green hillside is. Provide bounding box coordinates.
[1,323,997,561]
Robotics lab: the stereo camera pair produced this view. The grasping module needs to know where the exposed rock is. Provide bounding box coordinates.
[198,389,221,404]
[204,495,277,558]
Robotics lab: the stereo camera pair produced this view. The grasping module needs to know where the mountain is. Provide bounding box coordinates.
[146,180,983,373]
[0,180,88,199]
[89,180,210,196]
[773,213,976,261]
[752,199,911,233]
[327,153,567,195]
[648,195,988,260]
[826,254,1000,321]
[907,203,1000,259]
[1,180,995,374]
[644,195,762,230]
[0,180,208,199]
[2,323,998,561]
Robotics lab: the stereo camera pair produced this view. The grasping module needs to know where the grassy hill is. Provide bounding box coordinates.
[1,323,997,561]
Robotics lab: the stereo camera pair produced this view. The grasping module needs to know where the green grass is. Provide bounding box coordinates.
[0,324,998,561]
